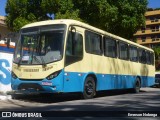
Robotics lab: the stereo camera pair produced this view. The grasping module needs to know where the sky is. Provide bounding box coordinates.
[0,0,160,16]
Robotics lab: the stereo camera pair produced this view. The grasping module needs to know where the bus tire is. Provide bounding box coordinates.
[82,76,96,99]
[11,94,21,99]
[132,77,141,93]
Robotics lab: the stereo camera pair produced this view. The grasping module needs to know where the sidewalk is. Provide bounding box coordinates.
[0,93,11,100]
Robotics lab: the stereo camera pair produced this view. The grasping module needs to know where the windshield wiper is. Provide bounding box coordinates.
[40,56,46,67]
[18,56,22,67]
[32,55,46,67]
[32,54,46,67]
[32,55,41,64]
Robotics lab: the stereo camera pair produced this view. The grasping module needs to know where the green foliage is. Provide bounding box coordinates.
[54,0,82,21]
[5,0,52,31]
[154,8,160,10]
[153,47,160,71]
[153,47,160,60]
[13,17,30,31]
[55,10,82,21]
[73,0,147,39]
[5,0,147,40]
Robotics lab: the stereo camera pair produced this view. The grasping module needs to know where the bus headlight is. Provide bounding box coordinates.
[46,70,62,80]
[11,71,17,79]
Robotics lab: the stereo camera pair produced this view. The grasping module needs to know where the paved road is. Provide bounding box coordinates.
[0,87,160,119]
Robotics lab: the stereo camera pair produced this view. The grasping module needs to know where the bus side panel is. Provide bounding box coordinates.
[96,74,113,90]
[63,71,83,92]
[96,74,136,91]
[141,76,155,87]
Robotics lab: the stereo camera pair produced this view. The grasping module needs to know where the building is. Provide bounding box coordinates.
[0,16,11,40]
[134,10,160,48]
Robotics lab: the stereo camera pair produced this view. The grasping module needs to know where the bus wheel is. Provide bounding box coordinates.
[82,76,96,99]
[132,78,141,93]
[11,94,22,99]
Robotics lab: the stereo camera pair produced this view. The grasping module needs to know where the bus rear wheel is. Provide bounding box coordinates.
[82,76,96,99]
[132,77,141,93]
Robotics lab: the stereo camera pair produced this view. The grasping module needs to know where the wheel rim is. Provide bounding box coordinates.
[85,81,93,95]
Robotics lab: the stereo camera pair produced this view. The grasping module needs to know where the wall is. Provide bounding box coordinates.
[0,52,13,93]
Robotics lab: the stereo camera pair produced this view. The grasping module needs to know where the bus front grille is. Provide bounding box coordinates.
[19,79,43,81]
[18,83,44,91]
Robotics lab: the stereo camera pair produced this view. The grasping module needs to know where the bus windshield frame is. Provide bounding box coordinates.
[13,24,66,65]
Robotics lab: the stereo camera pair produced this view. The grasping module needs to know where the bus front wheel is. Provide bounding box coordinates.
[82,76,96,99]
[132,77,141,93]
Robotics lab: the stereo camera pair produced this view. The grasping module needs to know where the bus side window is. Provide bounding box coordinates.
[139,49,146,64]
[65,31,83,66]
[119,42,128,60]
[146,51,151,64]
[104,37,117,58]
[129,45,138,62]
[85,30,102,55]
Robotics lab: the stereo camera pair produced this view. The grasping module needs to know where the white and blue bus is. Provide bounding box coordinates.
[11,19,155,99]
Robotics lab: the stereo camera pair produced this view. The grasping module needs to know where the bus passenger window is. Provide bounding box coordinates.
[139,49,146,64]
[85,30,102,55]
[104,37,117,58]
[146,51,151,64]
[119,42,128,60]
[129,46,138,62]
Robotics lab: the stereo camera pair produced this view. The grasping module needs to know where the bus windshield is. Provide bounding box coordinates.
[13,24,66,65]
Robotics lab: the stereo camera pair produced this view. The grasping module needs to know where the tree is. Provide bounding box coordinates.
[5,0,81,31]
[5,0,148,40]
[54,0,81,20]
[5,0,60,31]
[153,47,160,70]
[73,0,148,39]
[155,8,160,10]
[153,47,160,60]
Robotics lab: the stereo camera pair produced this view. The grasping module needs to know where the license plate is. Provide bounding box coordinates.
[42,82,52,86]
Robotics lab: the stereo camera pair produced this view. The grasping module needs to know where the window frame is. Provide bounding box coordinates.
[65,29,84,66]
[103,36,117,58]
[146,51,152,65]
[85,30,103,55]
[138,48,146,64]
[119,41,129,60]
[129,45,138,62]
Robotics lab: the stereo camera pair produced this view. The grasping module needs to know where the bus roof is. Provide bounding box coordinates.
[22,19,153,52]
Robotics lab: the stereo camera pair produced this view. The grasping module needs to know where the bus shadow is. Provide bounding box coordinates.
[12,89,146,103]
[96,89,146,98]
[13,93,82,103]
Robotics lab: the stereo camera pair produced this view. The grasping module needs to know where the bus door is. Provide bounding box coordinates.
[64,26,84,92]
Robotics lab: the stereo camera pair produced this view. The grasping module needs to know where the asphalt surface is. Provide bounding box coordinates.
[0,87,160,120]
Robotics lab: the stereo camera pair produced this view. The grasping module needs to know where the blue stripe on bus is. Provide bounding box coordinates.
[96,74,154,90]
[0,46,14,53]
[11,70,155,94]
[63,72,154,92]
